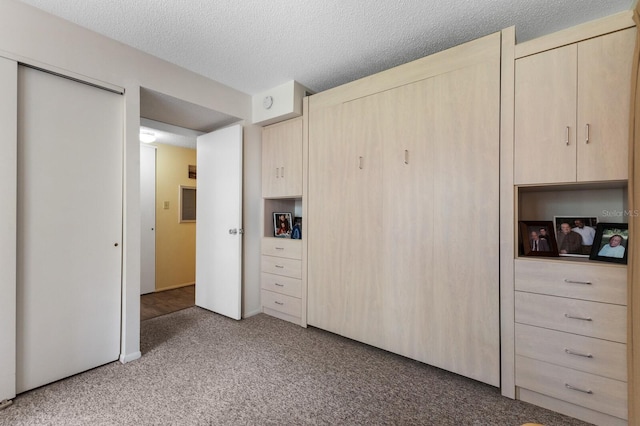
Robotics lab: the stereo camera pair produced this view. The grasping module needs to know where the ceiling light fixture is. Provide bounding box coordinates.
[139,130,156,143]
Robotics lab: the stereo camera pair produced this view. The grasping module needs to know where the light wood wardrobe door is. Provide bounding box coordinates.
[431,60,501,386]
[515,44,577,184]
[380,78,435,358]
[577,28,634,182]
[339,93,384,348]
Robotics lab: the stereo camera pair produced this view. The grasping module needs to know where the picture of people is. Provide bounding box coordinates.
[273,212,293,238]
[519,221,559,257]
[553,216,597,257]
[590,223,629,264]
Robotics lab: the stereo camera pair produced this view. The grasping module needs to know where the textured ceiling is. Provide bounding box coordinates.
[18,0,634,95]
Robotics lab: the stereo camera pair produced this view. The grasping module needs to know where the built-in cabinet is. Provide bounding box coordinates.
[307,33,501,386]
[261,117,306,326]
[510,22,635,426]
[515,28,634,185]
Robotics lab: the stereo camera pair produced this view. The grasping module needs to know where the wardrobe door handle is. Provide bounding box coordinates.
[404,150,409,165]
[281,167,284,177]
[565,348,593,358]
[358,156,364,170]
[585,123,590,144]
[275,167,279,178]
[565,126,570,146]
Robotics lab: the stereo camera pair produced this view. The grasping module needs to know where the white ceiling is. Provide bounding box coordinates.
[17,0,634,96]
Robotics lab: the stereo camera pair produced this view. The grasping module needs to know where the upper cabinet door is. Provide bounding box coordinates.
[577,28,634,182]
[515,44,577,185]
[261,118,303,198]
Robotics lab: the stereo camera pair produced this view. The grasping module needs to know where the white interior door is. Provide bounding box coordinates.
[140,144,156,295]
[16,66,123,393]
[195,124,243,320]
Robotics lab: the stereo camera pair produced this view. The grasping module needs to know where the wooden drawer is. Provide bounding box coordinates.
[261,289,301,317]
[261,272,302,298]
[261,237,302,260]
[515,323,627,381]
[261,256,302,279]
[515,292,626,343]
[515,259,626,305]
[516,355,627,420]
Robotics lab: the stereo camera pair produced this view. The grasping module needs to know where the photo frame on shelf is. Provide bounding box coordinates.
[519,221,559,257]
[553,216,598,257]
[291,216,302,239]
[589,223,628,264]
[273,212,293,238]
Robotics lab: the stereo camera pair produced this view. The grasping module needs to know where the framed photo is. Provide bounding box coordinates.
[273,212,293,238]
[188,165,197,179]
[553,216,598,257]
[589,223,628,264]
[519,221,559,257]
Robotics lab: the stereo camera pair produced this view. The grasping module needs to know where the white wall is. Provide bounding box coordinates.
[0,0,263,389]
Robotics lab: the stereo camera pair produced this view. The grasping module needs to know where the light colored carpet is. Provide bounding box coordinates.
[2,307,590,425]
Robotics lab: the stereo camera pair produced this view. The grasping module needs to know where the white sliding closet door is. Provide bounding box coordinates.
[16,66,123,393]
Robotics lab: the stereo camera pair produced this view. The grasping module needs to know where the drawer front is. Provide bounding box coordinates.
[261,256,302,279]
[515,323,627,381]
[261,273,302,298]
[515,259,626,305]
[515,292,626,343]
[516,355,627,420]
[261,238,302,259]
[261,289,301,317]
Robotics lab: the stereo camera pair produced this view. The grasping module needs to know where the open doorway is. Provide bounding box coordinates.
[139,88,240,321]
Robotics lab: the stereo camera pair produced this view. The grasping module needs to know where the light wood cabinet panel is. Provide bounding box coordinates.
[515,44,577,185]
[429,61,501,386]
[262,118,302,198]
[516,356,627,420]
[514,259,627,305]
[577,28,634,182]
[307,103,347,335]
[516,323,627,381]
[515,292,627,343]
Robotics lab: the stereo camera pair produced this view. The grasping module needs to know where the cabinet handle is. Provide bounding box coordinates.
[275,167,279,178]
[281,167,284,177]
[275,283,284,287]
[565,126,570,146]
[565,383,593,394]
[564,348,593,358]
[564,313,592,321]
[275,247,285,250]
[404,150,409,165]
[275,301,284,305]
[359,156,364,170]
[564,279,592,285]
[585,123,590,144]
[275,265,284,269]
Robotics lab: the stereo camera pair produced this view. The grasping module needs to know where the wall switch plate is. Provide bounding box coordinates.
[163,201,170,209]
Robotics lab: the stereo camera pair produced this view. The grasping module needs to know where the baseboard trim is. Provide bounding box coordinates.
[119,351,142,364]
[243,308,262,318]
[154,282,195,292]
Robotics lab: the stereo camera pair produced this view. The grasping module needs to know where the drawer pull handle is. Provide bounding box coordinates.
[275,283,284,287]
[565,348,593,358]
[564,313,592,321]
[275,247,285,250]
[565,383,593,394]
[275,265,284,269]
[564,279,592,285]
[275,301,284,305]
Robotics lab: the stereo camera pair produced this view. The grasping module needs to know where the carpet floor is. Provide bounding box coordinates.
[1,307,590,425]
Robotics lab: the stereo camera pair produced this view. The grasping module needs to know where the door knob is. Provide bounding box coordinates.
[229,228,238,235]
